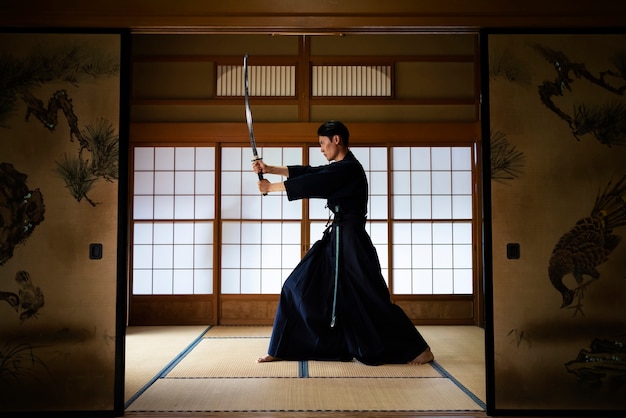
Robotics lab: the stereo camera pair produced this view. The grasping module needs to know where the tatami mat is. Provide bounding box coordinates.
[125,325,209,401]
[126,377,482,412]
[308,359,441,377]
[167,337,440,378]
[125,325,486,412]
[418,325,486,401]
[167,338,299,378]
[203,325,272,338]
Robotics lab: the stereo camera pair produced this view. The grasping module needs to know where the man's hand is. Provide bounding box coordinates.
[258,179,271,194]
[258,179,286,194]
[252,159,267,175]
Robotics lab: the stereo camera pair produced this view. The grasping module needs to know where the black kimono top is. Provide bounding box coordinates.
[283,151,368,220]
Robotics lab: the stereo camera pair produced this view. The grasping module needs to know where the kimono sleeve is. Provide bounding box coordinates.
[284,162,356,201]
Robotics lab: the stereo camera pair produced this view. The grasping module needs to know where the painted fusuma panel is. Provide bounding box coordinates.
[0,32,122,413]
[487,33,626,414]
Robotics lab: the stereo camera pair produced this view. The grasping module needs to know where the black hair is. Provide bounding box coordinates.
[317,120,350,148]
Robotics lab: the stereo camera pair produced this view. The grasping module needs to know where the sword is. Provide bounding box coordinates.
[244,54,265,189]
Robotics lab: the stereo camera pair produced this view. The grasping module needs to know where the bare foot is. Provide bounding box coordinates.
[257,354,281,363]
[408,347,434,365]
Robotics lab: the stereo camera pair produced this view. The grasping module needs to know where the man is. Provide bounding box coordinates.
[253,121,434,366]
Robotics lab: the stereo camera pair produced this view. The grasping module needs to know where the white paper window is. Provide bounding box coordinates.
[221,221,301,294]
[393,146,472,221]
[221,147,302,220]
[391,146,473,295]
[132,144,474,297]
[132,146,215,295]
[132,221,214,295]
[135,147,154,170]
[392,219,473,294]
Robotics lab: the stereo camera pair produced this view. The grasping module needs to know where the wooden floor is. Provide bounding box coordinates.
[123,413,611,418]
[124,413,488,418]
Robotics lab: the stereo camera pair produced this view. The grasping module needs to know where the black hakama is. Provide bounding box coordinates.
[266,151,429,365]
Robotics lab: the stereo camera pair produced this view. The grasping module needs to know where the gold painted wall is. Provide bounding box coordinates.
[0,32,123,414]
[488,33,626,413]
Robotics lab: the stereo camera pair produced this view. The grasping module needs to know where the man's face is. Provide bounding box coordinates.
[319,135,340,161]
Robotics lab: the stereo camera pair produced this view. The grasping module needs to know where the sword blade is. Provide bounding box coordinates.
[244,55,260,161]
[244,54,265,184]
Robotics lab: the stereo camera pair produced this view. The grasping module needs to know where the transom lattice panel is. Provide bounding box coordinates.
[312,65,392,97]
[217,65,296,96]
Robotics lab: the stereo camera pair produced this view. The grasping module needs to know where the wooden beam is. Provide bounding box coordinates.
[2,0,625,30]
[129,122,480,144]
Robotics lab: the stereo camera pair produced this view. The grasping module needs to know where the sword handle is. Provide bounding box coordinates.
[259,172,267,195]
[252,156,267,195]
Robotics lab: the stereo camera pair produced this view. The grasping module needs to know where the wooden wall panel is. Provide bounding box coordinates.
[219,298,279,325]
[396,298,476,325]
[130,296,215,325]
[216,297,474,325]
